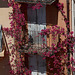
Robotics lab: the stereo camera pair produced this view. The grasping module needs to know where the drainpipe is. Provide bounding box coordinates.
[66,0,70,75]
[72,0,75,75]
[72,0,74,37]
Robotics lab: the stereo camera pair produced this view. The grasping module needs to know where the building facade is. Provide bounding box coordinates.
[0,0,74,75]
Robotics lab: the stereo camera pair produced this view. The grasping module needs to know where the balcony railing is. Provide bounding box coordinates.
[15,0,56,5]
[18,27,61,56]
[18,29,50,55]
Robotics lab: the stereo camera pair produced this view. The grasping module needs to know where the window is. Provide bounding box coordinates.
[27,4,46,49]
[0,25,2,52]
[29,54,46,75]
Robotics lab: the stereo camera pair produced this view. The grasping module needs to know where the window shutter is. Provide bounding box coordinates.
[0,25,2,52]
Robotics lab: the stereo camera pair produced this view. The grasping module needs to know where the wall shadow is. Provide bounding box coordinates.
[0,51,12,75]
[46,1,58,26]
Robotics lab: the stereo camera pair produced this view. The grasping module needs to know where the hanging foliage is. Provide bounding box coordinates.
[2,0,75,75]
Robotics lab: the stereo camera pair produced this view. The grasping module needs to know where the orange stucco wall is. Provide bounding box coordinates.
[46,0,72,75]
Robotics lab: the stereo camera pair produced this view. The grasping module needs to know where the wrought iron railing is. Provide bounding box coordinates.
[18,29,50,54]
[15,0,56,5]
[18,28,61,56]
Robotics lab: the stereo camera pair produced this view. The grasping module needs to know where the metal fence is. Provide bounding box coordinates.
[19,29,50,54]
[15,0,56,5]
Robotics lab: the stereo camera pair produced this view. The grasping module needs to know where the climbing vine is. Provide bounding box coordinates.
[2,0,75,75]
